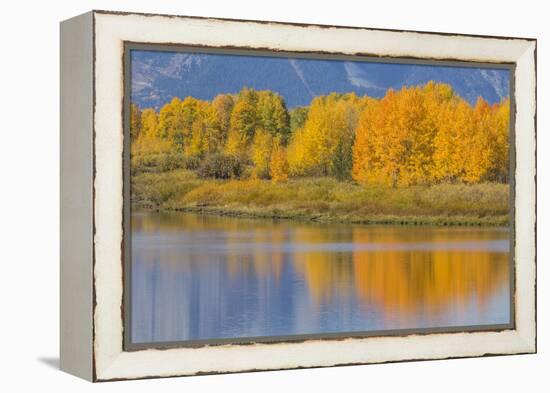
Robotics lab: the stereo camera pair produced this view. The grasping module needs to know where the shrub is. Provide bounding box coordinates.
[158,153,186,172]
[131,169,200,208]
[131,154,157,174]
[197,153,244,179]
[182,155,201,170]
[131,152,186,174]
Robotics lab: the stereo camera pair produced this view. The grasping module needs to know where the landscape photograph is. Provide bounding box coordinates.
[127,48,512,345]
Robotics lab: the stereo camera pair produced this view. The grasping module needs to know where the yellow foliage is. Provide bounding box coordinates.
[183,101,218,158]
[130,103,142,139]
[286,127,309,176]
[132,108,171,156]
[251,128,273,178]
[287,93,368,177]
[225,127,249,157]
[491,99,510,182]
[270,137,289,182]
[141,108,158,139]
[131,84,509,186]
[211,94,234,139]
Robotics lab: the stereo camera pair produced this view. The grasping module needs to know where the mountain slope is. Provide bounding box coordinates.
[131,50,510,109]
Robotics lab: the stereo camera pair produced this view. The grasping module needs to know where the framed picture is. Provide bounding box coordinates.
[60,10,537,382]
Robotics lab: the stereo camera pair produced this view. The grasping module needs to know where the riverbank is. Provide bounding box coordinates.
[131,169,510,226]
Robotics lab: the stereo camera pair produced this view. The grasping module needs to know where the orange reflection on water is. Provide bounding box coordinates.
[290,229,357,305]
[132,212,510,326]
[350,227,509,317]
[352,247,508,326]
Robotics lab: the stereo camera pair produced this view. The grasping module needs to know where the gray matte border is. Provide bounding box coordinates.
[122,42,516,352]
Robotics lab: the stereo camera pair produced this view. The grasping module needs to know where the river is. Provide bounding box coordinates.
[130,211,511,344]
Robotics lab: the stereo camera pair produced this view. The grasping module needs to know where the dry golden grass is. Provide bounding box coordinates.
[132,169,509,226]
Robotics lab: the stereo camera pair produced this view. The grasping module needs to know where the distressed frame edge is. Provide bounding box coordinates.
[512,40,537,354]
[91,8,537,42]
[91,11,537,381]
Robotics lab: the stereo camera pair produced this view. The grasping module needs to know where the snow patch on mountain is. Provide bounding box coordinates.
[479,69,508,101]
[130,50,510,110]
[344,62,385,91]
[288,59,315,99]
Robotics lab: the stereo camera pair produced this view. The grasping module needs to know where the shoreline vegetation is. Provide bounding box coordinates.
[130,83,510,227]
[132,168,509,226]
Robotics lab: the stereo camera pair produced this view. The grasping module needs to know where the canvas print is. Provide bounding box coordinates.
[127,47,512,346]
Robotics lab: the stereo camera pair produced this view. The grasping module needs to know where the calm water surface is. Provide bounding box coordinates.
[131,211,511,344]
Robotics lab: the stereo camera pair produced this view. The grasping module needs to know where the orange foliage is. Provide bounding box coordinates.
[131,84,509,185]
[353,82,509,186]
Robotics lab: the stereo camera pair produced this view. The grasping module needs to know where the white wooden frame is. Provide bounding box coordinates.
[60,10,537,382]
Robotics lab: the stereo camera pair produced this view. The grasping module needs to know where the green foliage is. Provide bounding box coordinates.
[227,99,256,156]
[211,93,235,141]
[290,106,308,132]
[130,103,142,139]
[330,136,354,181]
[287,93,364,177]
[155,96,208,151]
[230,88,259,140]
[257,91,291,142]
[157,97,182,139]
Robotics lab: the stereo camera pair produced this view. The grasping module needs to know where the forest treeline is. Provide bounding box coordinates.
[130,82,510,186]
